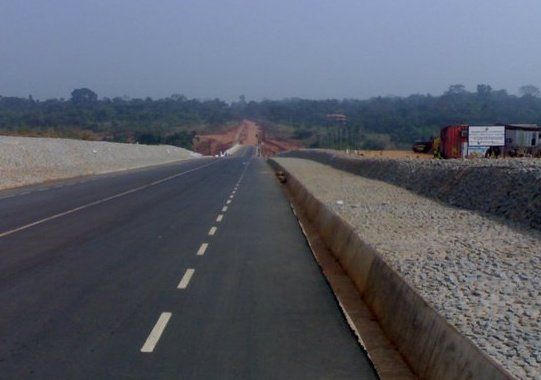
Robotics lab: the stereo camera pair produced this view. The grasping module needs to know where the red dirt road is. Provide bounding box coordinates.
[194,120,301,156]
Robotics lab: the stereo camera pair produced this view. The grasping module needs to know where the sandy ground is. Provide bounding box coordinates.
[194,120,301,156]
[193,126,239,156]
[238,120,260,145]
[194,120,257,156]
[261,135,301,156]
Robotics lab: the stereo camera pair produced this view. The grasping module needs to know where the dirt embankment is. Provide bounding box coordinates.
[193,126,240,156]
[260,131,301,156]
[193,120,301,156]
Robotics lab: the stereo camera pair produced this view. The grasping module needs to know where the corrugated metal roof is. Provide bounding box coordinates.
[505,124,540,130]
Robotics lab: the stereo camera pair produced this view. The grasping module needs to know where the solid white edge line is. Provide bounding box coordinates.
[196,243,208,256]
[140,312,172,353]
[216,214,223,222]
[0,160,218,239]
[208,226,217,235]
[177,268,195,289]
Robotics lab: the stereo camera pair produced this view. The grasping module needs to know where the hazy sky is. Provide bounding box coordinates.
[1,0,540,100]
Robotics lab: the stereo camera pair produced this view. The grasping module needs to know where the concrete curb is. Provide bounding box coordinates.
[269,158,515,380]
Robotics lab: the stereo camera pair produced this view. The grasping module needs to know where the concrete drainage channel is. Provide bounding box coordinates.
[269,159,514,380]
[275,167,415,379]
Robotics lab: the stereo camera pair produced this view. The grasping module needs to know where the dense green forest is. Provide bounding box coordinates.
[1,85,540,150]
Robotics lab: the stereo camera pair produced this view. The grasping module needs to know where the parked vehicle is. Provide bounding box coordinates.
[411,139,434,153]
[414,124,541,159]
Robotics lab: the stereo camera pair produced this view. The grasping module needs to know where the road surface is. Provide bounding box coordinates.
[0,146,377,379]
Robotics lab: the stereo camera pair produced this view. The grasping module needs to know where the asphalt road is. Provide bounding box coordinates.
[0,146,377,379]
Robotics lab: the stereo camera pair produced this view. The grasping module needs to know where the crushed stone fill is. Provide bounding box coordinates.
[275,157,541,379]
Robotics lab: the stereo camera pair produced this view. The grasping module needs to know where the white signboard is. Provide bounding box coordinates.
[468,126,505,146]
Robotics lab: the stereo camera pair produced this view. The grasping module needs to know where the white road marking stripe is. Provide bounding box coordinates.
[177,268,195,289]
[197,243,208,256]
[0,160,218,239]
[222,206,228,212]
[237,159,250,183]
[226,200,231,204]
[140,312,172,353]
[208,226,217,235]
[216,214,223,222]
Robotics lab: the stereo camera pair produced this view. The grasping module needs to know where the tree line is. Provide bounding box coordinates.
[1,85,540,150]
[0,89,231,149]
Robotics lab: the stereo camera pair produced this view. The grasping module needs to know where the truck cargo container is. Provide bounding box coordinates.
[440,125,468,158]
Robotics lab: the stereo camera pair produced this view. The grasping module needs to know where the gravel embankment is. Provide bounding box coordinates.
[280,149,541,230]
[0,136,201,190]
[274,157,541,379]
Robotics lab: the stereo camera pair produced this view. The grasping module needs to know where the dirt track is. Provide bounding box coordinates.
[193,120,301,156]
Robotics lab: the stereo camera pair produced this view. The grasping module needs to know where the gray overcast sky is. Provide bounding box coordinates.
[1,0,540,100]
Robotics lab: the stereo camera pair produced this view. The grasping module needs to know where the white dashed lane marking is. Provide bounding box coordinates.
[196,243,208,256]
[222,206,228,212]
[140,312,172,353]
[177,269,195,289]
[216,214,223,222]
[226,200,231,205]
[208,226,217,236]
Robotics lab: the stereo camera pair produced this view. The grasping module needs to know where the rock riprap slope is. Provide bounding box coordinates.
[274,157,541,379]
[280,150,541,230]
[0,136,200,190]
